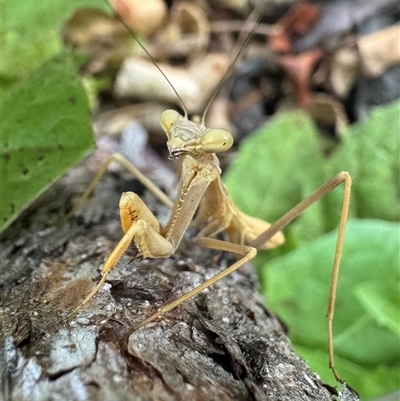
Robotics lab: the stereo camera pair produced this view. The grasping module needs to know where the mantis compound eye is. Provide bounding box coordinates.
[200,129,234,153]
[160,109,180,132]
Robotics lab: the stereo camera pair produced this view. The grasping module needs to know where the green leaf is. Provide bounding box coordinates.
[224,102,400,247]
[259,219,400,399]
[326,101,400,223]
[224,111,327,244]
[0,51,94,232]
[355,281,400,338]
[295,345,400,401]
[1,0,106,85]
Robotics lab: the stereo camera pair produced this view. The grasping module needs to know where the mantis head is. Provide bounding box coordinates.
[160,109,234,159]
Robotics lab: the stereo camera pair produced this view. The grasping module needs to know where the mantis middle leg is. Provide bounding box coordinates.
[64,152,173,223]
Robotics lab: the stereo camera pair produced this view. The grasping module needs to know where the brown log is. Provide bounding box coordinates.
[0,152,358,401]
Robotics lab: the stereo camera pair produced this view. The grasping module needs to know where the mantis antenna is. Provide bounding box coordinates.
[106,0,266,127]
[104,0,189,119]
[200,8,266,127]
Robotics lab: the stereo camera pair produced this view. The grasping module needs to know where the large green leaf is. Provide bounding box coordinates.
[260,220,399,399]
[1,51,94,232]
[0,0,104,232]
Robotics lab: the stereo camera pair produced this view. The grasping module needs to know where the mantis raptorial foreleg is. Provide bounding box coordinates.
[70,190,175,313]
[65,152,175,316]
[68,143,223,316]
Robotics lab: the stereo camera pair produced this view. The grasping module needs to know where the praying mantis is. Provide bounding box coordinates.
[68,3,352,384]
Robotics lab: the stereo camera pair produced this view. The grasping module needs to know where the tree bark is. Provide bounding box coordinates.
[0,152,358,401]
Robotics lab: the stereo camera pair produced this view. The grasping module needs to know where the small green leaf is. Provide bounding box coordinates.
[0,51,94,232]
[326,100,400,223]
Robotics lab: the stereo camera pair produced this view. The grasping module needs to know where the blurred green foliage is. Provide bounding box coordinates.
[224,102,400,400]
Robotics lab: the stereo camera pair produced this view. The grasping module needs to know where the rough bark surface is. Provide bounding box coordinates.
[0,152,358,401]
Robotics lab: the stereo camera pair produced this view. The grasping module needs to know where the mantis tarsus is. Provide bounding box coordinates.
[68,3,352,383]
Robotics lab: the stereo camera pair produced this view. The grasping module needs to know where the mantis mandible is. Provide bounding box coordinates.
[68,3,352,383]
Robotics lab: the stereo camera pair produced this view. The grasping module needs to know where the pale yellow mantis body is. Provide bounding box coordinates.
[68,3,352,383]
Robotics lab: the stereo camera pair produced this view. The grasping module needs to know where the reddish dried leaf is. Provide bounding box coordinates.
[279,49,323,105]
[270,31,292,54]
[271,2,321,53]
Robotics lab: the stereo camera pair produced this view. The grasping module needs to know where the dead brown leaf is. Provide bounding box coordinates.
[303,93,348,135]
[114,54,230,113]
[358,24,400,77]
[294,0,399,52]
[329,39,360,98]
[329,25,400,97]
[152,2,210,59]
[62,7,131,74]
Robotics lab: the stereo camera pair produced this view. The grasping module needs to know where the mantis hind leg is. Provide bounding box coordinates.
[129,171,351,382]
[250,171,352,382]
